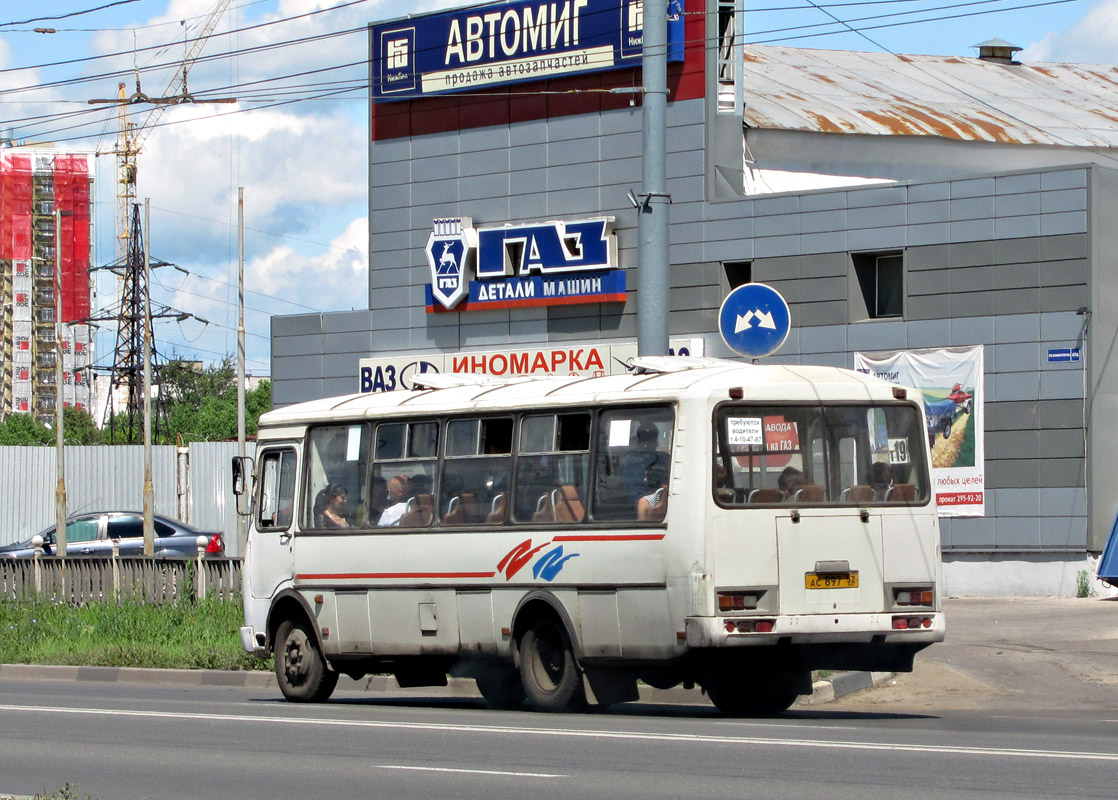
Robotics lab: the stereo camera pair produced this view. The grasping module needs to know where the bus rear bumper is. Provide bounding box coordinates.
[686,611,946,649]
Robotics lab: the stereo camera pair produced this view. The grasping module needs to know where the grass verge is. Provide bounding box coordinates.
[0,596,269,671]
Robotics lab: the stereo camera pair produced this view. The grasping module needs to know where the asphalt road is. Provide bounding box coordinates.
[1,596,1115,799]
[1,678,1117,800]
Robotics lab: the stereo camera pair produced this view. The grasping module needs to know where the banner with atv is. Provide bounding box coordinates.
[855,345,985,517]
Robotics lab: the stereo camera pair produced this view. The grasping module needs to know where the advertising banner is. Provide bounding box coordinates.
[370,0,685,102]
[855,346,985,517]
[359,338,703,393]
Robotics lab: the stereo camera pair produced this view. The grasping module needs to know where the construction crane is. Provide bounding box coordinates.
[86,0,233,437]
[96,0,236,263]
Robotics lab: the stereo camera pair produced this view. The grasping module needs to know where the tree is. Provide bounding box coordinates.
[159,358,270,443]
[100,358,270,444]
[0,413,52,445]
[0,407,101,445]
[64,406,102,445]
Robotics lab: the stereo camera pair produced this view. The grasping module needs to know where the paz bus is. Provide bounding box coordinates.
[233,356,944,715]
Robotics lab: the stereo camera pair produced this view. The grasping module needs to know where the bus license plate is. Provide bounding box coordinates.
[805,572,859,589]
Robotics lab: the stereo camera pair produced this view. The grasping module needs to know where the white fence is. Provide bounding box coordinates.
[0,552,242,605]
[0,442,255,557]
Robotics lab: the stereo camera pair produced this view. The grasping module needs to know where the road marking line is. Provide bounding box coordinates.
[1,704,1116,763]
[378,765,564,778]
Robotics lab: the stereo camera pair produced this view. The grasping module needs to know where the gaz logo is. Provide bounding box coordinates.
[426,217,476,310]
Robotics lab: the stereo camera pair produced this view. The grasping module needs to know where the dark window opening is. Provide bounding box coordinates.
[723,260,752,290]
[852,252,903,319]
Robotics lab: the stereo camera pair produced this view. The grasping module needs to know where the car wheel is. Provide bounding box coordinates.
[518,618,585,712]
[941,419,952,439]
[274,618,338,703]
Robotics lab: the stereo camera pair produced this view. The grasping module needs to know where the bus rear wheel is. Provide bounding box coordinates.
[275,618,338,703]
[704,677,798,717]
[519,618,585,713]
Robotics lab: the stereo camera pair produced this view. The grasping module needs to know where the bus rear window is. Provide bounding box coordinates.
[713,404,928,506]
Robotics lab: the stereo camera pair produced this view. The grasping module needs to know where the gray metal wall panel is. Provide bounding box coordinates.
[1,446,179,547]
[188,442,256,558]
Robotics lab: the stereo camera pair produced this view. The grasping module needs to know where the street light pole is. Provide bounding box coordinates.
[236,187,247,554]
[54,208,68,559]
[637,0,671,356]
[142,198,154,557]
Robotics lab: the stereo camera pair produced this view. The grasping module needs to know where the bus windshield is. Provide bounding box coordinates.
[714,402,929,505]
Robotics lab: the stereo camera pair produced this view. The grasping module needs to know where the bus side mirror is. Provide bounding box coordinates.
[231,456,254,497]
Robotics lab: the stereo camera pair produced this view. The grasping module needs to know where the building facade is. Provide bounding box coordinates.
[270,0,1118,595]
[0,149,94,424]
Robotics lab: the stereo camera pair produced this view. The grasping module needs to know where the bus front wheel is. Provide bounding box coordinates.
[519,618,585,713]
[274,618,338,703]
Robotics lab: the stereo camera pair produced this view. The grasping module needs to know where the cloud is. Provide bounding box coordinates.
[244,214,368,305]
[1021,0,1118,63]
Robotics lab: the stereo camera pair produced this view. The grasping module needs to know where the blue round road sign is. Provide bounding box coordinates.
[718,283,791,359]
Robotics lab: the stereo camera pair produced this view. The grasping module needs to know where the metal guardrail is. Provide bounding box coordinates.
[0,551,242,604]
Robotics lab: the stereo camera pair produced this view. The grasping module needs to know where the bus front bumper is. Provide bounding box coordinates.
[240,625,268,657]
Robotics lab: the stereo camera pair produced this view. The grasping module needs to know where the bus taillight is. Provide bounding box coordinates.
[892,616,933,630]
[894,587,934,606]
[726,619,775,633]
[718,592,760,611]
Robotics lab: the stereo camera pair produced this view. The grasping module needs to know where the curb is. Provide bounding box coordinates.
[0,663,891,705]
[800,671,895,705]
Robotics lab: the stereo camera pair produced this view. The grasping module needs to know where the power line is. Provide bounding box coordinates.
[0,0,149,28]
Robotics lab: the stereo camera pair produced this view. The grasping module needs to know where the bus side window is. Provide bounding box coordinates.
[593,407,674,522]
[305,425,370,529]
[373,421,439,529]
[258,449,296,530]
[513,413,590,524]
[442,417,512,525]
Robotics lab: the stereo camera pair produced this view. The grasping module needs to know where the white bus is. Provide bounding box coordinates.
[234,356,944,715]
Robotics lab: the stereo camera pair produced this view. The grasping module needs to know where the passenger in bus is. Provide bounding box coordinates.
[778,466,805,500]
[367,476,389,525]
[376,475,411,527]
[637,464,669,521]
[314,483,354,528]
[870,461,894,501]
[618,422,670,500]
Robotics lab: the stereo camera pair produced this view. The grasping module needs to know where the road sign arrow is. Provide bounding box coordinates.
[755,310,776,330]
[734,312,753,334]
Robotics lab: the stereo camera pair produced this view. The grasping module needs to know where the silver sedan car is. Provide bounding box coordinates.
[0,512,225,559]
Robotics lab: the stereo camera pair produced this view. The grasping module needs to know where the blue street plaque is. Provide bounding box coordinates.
[718,283,791,359]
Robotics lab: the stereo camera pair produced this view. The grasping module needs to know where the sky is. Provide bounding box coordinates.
[1,0,1116,377]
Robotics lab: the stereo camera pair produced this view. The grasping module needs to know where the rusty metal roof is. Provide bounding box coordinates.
[739,45,1118,147]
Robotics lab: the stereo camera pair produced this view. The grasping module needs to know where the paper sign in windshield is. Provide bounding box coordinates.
[727,417,764,446]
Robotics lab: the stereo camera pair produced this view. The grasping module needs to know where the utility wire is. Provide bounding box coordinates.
[0,0,149,28]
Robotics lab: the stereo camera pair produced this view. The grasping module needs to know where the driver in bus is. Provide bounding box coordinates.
[778,466,805,500]
[870,461,894,501]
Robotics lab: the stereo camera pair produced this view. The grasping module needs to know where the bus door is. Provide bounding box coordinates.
[248,447,298,600]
